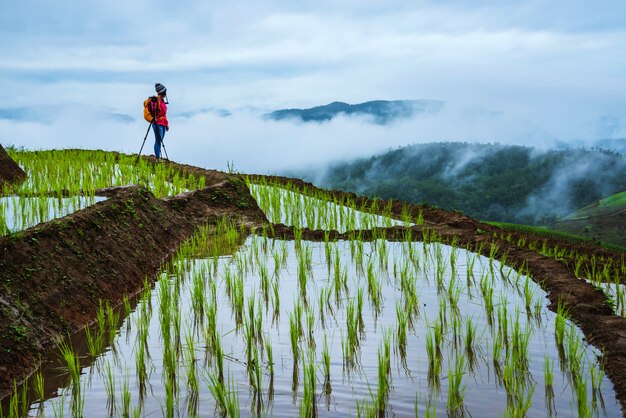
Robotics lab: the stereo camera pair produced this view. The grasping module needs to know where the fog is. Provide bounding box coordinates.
[3,100,621,174]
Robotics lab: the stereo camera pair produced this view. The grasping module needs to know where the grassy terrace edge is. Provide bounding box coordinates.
[485,221,626,253]
[0,151,625,416]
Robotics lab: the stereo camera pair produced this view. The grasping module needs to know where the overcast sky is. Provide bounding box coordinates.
[1,1,625,172]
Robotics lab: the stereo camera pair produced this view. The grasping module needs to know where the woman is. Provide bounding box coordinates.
[151,83,169,161]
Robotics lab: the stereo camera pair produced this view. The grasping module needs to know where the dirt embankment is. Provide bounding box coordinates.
[0,144,27,187]
[0,168,266,397]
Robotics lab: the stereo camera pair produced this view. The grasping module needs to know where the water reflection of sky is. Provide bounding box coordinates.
[31,237,620,417]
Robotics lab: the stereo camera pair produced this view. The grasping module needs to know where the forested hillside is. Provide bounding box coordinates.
[293,142,626,225]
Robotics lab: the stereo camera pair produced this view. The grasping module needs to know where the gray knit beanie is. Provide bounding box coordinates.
[155,83,167,95]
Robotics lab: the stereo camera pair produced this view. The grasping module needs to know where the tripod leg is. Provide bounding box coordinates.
[135,121,153,165]
[161,138,169,161]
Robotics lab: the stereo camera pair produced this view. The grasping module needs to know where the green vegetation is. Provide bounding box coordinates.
[485,221,626,252]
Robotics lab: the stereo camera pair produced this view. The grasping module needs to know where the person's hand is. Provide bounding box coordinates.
[166,126,169,132]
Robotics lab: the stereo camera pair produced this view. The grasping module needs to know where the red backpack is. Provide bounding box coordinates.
[143,96,161,122]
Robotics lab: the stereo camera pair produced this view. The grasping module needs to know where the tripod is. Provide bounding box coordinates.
[135,119,169,164]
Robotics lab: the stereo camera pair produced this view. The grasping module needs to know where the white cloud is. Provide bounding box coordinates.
[1,0,626,167]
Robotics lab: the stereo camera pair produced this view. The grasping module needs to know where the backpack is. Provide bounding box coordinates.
[143,96,160,123]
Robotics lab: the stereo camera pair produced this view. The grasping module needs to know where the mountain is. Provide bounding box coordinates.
[263,100,444,124]
[549,191,626,247]
[286,142,626,226]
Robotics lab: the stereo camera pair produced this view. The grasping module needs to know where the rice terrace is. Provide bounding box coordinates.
[1,145,626,418]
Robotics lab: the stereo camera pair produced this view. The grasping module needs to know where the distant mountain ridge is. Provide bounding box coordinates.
[263,100,444,124]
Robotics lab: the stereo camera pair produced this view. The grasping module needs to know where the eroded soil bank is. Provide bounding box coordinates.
[0,144,27,187]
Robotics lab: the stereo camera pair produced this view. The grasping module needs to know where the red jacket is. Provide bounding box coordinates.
[155,98,168,128]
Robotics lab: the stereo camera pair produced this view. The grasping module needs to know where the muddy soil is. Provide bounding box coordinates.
[0,144,26,187]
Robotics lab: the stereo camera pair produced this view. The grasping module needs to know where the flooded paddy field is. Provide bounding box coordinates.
[8,231,619,417]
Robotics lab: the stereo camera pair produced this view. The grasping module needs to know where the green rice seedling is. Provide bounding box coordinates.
[376,332,392,415]
[574,374,591,418]
[466,253,477,289]
[232,276,245,326]
[259,262,270,304]
[300,352,317,418]
[104,361,116,413]
[356,286,365,332]
[464,317,478,364]
[96,299,107,337]
[425,325,441,391]
[244,321,255,376]
[255,298,264,344]
[271,279,280,323]
[184,330,199,396]
[447,277,462,314]
[191,271,206,323]
[355,396,378,418]
[135,338,149,400]
[289,313,300,362]
[5,381,19,418]
[522,276,535,316]
[450,310,462,350]
[32,370,45,403]
[510,310,531,370]
[163,369,176,418]
[590,361,604,399]
[85,326,103,358]
[565,323,583,375]
[163,339,178,382]
[396,302,408,359]
[322,334,331,394]
[57,338,80,390]
[264,337,274,378]
[488,242,499,271]
[123,294,132,316]
[497,298,509,348]
[554,302,568,352]
[502,352,535,415]
[492,330,504,384]
[446,355,466,413]
[480,276,495,325]
[306,307,316,349]
[214,332,225,383]
[544,356,555,412]
[122,374,131,418]
[344,298,361,365]
[105,300,121,341]
[248,343,262,397]
[51,390,67,418]
[318,286,328,326]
